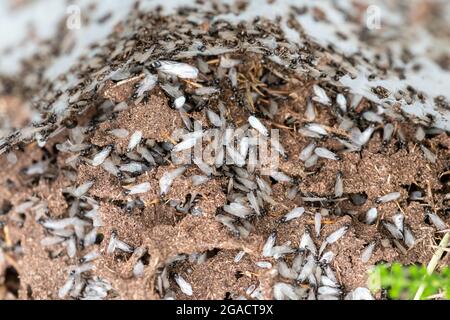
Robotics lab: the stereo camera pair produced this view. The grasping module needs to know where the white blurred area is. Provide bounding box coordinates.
[0,0,133,76]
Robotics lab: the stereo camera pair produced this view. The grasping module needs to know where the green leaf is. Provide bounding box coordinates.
[368,263,450,300]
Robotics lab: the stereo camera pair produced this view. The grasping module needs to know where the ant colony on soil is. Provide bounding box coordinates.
[0,0,449,300]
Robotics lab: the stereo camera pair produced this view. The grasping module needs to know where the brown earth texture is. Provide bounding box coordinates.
[0,0,449,300]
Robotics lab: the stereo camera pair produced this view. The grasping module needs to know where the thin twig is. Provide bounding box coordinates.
[413,232,449,300]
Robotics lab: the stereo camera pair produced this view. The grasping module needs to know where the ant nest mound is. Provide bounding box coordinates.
[0,0,449,300]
